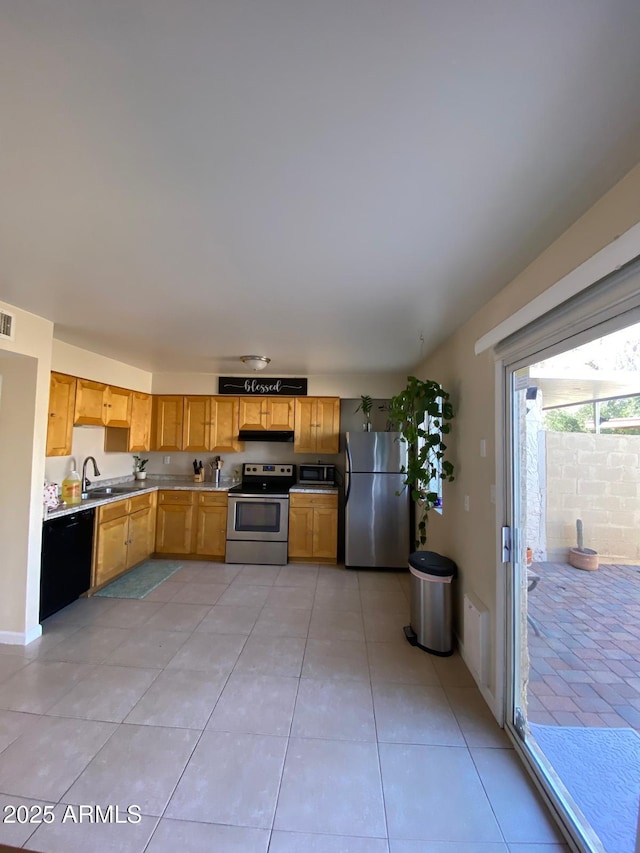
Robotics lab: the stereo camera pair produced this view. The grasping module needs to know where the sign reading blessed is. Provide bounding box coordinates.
[218,377,308,396]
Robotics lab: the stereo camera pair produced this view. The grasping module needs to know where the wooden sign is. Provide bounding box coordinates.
[218,377,308,396]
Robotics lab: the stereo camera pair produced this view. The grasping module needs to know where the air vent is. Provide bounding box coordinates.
[0,311,15,341]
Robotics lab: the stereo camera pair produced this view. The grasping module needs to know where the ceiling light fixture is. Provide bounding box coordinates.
[240,355,271,371]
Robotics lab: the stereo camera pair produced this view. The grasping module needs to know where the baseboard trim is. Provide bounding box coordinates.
[0,624,43,646]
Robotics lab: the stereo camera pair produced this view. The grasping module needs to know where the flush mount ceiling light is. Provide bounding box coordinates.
[240,355,271,371]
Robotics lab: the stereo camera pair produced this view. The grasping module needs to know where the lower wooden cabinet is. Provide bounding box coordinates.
[92,492,157,588]
[155,490,228,560]
[155,491,195,554]
[288,492,338,564]
[194,492,228,558]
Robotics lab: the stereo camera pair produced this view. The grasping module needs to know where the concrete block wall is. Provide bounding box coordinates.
[546,432,640,563]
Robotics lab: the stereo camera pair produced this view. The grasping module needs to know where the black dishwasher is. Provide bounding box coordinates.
[40,508,95,621]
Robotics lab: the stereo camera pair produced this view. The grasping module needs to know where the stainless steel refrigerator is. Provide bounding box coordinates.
[345,431,410,568]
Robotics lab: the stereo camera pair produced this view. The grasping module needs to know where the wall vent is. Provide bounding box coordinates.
[463,592,489,686]
[0,311,15,341]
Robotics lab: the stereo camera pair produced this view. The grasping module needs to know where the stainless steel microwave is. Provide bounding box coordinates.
[298,464,336,485]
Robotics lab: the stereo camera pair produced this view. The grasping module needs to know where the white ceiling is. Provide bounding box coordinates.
[2,1,640,376]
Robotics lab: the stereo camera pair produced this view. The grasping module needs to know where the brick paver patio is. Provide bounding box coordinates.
[525,560,640,730]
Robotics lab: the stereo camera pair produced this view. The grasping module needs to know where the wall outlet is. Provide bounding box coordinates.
[464,495,470,512]
[163,456,171,464]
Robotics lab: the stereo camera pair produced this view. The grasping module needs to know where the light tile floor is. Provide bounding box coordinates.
[0,561,567,853]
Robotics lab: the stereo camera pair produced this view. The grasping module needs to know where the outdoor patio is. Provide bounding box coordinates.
[525,560,640,730]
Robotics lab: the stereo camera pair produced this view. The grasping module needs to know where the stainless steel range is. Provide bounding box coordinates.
[225,463,296,565]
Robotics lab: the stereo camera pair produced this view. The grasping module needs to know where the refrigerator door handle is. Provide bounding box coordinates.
[345,442,353,505]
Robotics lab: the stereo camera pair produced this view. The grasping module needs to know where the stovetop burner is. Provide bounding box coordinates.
[229,463,297,497]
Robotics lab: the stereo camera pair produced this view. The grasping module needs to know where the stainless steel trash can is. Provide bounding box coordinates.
[404,551,457,656]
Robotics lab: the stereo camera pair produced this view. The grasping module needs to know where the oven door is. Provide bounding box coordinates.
[227,495,289,542]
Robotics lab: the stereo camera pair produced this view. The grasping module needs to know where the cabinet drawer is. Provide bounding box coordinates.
[129,492,154,513]
[158,490,195,506]
[290,492,338,509]
[97,499,129,523]
[198,492,228,507]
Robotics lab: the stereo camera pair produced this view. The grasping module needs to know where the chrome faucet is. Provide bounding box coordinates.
[81,456,101,495]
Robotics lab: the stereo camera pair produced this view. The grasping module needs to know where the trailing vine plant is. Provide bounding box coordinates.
[388,376,455,547]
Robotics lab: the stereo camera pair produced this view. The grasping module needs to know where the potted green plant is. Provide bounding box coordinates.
[388,376,455,547]
[133,455,149,480]
[355,394,373,431]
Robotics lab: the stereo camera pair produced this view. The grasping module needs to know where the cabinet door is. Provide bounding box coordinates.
[155,504,194,554]
[75,379,108,426]
[211,396,242,452]
[152,396,184,451]
[293,398,316,453]
[183,396,211,452]
[313,506,338,561]
[94,516,129,587]
[46,373,76,457]
[105,386,132,428]
[128,392,152,452]
[238,397,267,430]
[195,505,227,558]
[126,507,154,568]
[288,505,315,560]
[315,397,341,454]
[267,397,294,431]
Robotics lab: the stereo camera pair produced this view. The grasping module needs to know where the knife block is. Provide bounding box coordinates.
[193,472,204,483]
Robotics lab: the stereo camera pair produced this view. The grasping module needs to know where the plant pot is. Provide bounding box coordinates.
[568,547,598,571]
[135,471,147,481]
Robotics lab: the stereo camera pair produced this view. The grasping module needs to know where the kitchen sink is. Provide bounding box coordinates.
[83,485,137,499]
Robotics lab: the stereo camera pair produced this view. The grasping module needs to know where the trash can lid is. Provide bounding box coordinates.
[409,551,457,579]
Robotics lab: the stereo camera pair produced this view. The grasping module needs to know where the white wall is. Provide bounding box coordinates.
[0,302,53,643]
[152,372,405,398]
[416,161,640,718]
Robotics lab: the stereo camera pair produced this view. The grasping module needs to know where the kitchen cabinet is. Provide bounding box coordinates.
[239,397,294,431]
[104,385,132,427]
[194,492,228,559]
[74,379,132,427]
[155,490,195,554]
[74,379,108,426]
[128,391,152,451]
[92,492,157,588]
[294,397,340,454]
[104,391,152,453]
[46,372,77,457]
[183,396,210,452]
[210,396,242,452]
[152,396,184,451]
[288,492,338,563]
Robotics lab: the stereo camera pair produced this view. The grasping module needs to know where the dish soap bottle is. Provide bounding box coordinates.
[61,469,81,505]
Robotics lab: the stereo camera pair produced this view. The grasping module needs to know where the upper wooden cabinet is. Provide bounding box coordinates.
[46,372,77,457]
[128,392,152,452]
[238,397,294,431]
[152,396,184,451]
[183,396,210,452]
[294,397,340,454]
[104,385,132,427]
[211,396,242,452]
[74,379,108,425]
[74,379,132,428]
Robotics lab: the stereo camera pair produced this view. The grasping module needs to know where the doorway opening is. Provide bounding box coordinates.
[508,321,640,853]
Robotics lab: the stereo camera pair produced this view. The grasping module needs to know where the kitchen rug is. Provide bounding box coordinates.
[530,722,640,853]
[95,560,183,599]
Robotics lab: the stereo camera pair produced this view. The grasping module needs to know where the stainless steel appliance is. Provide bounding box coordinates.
[297,463,336,486]
[226,463,296,565]
[344,431,410,569]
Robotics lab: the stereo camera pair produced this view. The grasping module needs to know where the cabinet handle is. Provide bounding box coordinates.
[50,413,56,418]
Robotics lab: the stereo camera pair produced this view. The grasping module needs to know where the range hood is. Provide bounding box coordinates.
[238,430,295,443]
